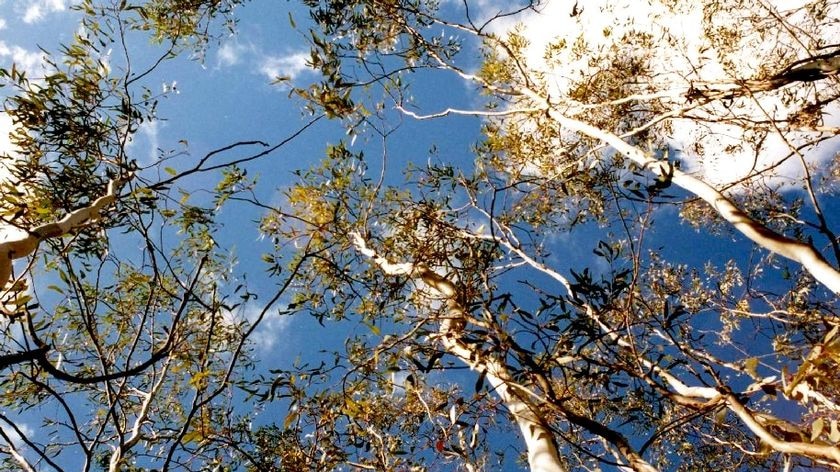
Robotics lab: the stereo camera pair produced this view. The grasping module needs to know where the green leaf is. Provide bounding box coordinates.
[164,166,177,176]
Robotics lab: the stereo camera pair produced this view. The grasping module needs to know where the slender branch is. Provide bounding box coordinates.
[23,256,206,385]
[108,356,172,472]
[395,15,840,293]
[463,225,840,465]
[396,104,543,120]
[405,83,840,292]
[148,115,322,190]
[0,427,36,472]
[725,392,840,466]
[0,410,63,471]
[0,346,49,370]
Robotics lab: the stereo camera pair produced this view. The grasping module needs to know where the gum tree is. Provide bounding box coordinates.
[0,1,313,470]
[3,0,839,470]
[258,0,840,470]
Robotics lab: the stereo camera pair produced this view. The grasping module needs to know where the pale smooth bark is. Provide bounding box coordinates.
[0,432,36,472]
[537,105,840,294]
[409,25,840,294]
[726,393,840,466]
[396,84,840,293]
[463,227,840,468]
[351,232,568,472]
[109,357,172,472]
[0,177,124,291]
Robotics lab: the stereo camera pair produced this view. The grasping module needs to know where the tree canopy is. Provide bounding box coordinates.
[0,0,839,471]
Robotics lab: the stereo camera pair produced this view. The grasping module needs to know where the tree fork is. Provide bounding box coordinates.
[351,232,662,472]
[0,176,127,291]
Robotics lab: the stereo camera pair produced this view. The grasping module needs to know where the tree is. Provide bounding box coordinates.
[0,1,315,470]
[2,0,840,471]
[258,0,840,470]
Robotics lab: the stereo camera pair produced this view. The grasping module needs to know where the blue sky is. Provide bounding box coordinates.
[2,1,840,470]
[0,1,494,467]
[0,0,494,346]
[0,0,327,462]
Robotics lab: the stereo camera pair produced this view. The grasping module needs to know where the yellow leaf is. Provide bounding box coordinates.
[182,430,203,444]
[811,418,825,442]
[189,371,209,389]
[283,409,299,430]
[364,321,380,336]
[824,324,839,343]
[744,357,759,379]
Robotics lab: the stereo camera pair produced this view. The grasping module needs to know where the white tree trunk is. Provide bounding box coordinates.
[351,233,568,472]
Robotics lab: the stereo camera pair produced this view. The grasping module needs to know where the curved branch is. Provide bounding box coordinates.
[540,107,840,293]
[0,176,127,290]
[22,255,206,385]
[0,346,49,370]
[725,392,840,466]
[148,115,322,190]
[395,15,840,293]
[0,426,36,472]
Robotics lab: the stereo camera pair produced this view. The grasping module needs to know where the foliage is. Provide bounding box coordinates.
[0,1,295,470]
[254,0,840,471]
[2,0,840,471]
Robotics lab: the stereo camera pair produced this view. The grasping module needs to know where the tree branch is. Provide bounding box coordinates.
[352,232,567,472]
[539,106,840,293]
[725,392,840,466]
[0,176,127,291]
[399,17,840,293]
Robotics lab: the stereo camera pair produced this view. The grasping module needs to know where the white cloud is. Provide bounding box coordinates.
[135,120,160,165]
[487,0,840,189]
[0,41,48,77]
[0,420,33,449]
[0,113,27,249]
[217,42,248,68]
[222,304,292,353]
[258,52,310,82]
[22,0,67,24]
[250,313,291,352]
[390,370,412,396]
[22,6,43,23]
[214,41,312,84]
[0,113,15,173]
[0,18,7,30]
